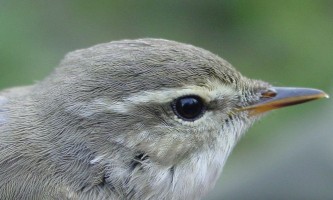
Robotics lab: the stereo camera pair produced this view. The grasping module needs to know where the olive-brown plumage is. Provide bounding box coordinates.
[0,39,327,200]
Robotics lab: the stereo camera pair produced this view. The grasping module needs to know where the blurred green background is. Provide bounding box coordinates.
[0,1,332,199]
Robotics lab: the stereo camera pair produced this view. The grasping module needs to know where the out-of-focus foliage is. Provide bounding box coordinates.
[0,1,332,199]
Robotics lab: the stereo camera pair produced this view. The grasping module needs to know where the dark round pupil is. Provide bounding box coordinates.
[175,96,204,120]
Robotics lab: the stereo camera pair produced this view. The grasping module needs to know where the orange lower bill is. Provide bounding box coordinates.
[239,87,329,115]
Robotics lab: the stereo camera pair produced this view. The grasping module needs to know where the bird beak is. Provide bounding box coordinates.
[240,87,329,115]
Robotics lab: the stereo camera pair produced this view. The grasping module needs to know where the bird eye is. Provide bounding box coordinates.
[172,95,206,121]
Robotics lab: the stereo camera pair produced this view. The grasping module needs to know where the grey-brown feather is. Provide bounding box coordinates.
[0,39,269,199]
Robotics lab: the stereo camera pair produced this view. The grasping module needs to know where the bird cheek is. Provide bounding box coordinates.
[137,131,200,166]
[139,142,185,166]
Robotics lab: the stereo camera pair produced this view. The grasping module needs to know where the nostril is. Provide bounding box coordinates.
[261,88,277,98]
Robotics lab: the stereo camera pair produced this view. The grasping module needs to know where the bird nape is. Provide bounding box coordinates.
[0,39,328,200]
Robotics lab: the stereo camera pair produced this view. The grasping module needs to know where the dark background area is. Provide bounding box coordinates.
[0,1,332,199]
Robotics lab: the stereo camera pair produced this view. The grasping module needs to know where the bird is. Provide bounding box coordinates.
[0,38,328,200]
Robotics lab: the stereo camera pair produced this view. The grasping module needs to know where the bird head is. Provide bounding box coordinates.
[32,38,327,199]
